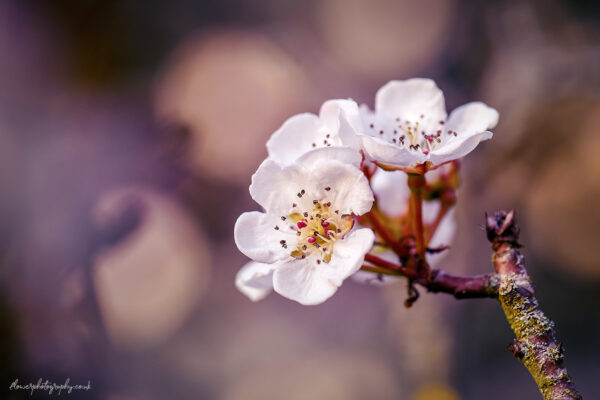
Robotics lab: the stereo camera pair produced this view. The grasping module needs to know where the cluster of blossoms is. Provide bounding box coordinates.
[234,78,498,305]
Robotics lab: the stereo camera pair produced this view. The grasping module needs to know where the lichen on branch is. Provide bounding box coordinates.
[486,210,581,400]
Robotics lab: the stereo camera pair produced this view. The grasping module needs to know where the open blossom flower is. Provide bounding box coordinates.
[234,149,375,305]
[265,99,362,166]
[354,78,499,168]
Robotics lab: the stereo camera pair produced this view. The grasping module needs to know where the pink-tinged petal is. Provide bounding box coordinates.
[266,113,324,165]
[234,211,291,264]
[272,228,374,305]
[375,78,446,123]
[360,134,426,167]
[235,261,275,301]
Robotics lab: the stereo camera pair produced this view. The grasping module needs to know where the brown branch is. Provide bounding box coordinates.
[362,253,499,299]
[426,269,499,299]
[486,210,581,400]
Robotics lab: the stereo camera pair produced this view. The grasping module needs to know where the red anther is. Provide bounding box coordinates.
[321,221,330,227]
[307,237,316,243]
[297,221,307,229]
[324,229,331,236]
[423,150,429,155]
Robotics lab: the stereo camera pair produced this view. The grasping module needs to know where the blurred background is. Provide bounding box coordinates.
[0,0,599,399]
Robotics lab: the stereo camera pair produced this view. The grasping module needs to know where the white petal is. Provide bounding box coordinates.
[296,146,362,169]
[308,159,374,215]
[327,228,375,284]
[272,257,339,305]
[235,261,275,301]
[446,102,499,135]
[272,228,374,305]
[375,78,446,123]
[266,113,325,165]
[428,131,493,165]
[371,169,409,216]
[234,211,291,263]
[249,158,306,214]
[337,109,364,150]
[428,102,498,164]
[319,99,363,133]
[250,153,371,216]
[360,134,426,167]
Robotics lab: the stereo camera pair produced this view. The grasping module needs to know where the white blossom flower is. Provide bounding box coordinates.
[355,78,499,168]
[234,149,375,305]
[265,99,363,166]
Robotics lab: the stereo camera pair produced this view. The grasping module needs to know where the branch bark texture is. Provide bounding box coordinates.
[486,210,581,400]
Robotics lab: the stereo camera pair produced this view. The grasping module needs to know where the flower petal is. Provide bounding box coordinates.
[446,101,499,136]
[272,257,338,305]
[249,158,306,213]
[327,228,375,284]
[308,159,374,215]
[319,99,363,133]
[428,131,493,165]
[235,261,275,301]
[266,113,326,165]
[234,211,291,263]
[360,134,426,167]
[272,228,374,305]
[428,102,498,164]
[337,108,364,150]
[375,78,446,123]
[296,146,362,169]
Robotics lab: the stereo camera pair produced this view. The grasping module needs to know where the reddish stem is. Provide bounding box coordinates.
[407,173,426,257]
[365,211,403,255]
[364,253,417,278]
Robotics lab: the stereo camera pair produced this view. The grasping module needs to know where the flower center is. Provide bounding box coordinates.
[274,188,354,265]
[365,112,456,155]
